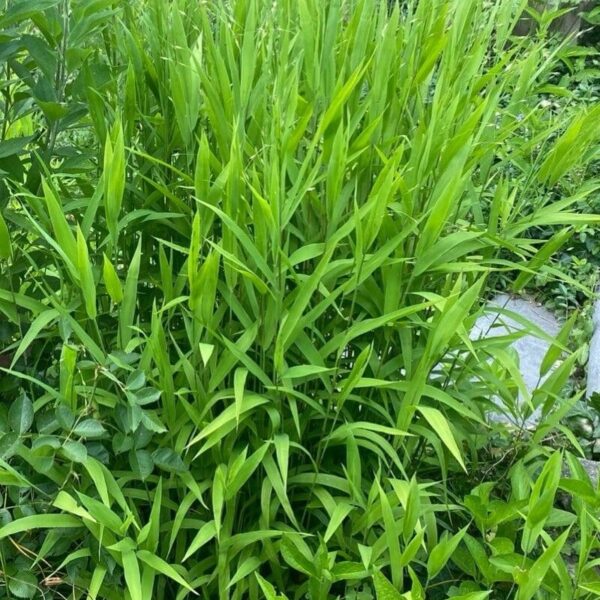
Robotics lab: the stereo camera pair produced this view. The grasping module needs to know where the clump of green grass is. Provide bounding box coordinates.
[0,0,600,598]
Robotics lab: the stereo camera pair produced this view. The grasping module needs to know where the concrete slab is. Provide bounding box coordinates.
[472,293,561,426]
[586,298,600,398]
[474,295,600,479]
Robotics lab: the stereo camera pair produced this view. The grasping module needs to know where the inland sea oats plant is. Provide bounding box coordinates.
[0,0,600,598]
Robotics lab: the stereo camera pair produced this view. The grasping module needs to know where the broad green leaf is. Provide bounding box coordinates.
[151,448,187,473]
[402,477,421,542]
[372,571,403,600]
[72,419,106,438]
[274,433,289,487]
[62,440,88,463]
[144,477,163,552]
[130,449,154,481]
[8,571,37,599]
[8,394,34,434]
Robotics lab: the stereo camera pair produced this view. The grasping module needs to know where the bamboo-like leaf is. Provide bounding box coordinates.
[516,529,570,600]
[76,226,96,319]
[0,514,81,540]
[42,178,77,264]
[0,211,12,259]
[119,238,142,348]
[427,526,468,579]
[182,520,217,562]
[103,253,123,304]
[234,367,248,427]
[137,550,196,593]
[416,406,466,472]
[377,480,403,589]
[11,309,59,367]
[1,2,597,598]
[122,551,142,600]
[104,120,126,245]
[372,571,403,600]
[513,228,573,293]
[539,312,577,377]
[522,452,562,553]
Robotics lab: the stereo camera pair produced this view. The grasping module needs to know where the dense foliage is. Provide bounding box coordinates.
[1,0,600,598]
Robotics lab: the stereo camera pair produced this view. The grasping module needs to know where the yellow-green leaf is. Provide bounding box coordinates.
[416,406,466,472]
[103,253,123,304]
[76,226,96,319]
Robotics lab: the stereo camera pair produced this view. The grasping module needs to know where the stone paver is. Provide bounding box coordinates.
[472,293,560,426]
[474,293,600,481]
[586,298,600,398]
